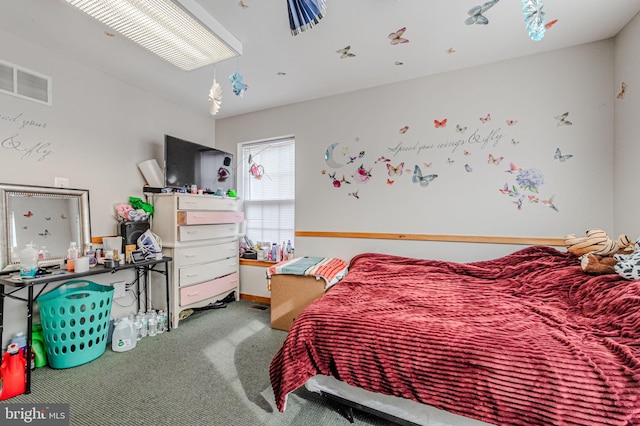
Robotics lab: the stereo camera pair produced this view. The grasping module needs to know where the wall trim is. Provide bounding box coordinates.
[295,231,565,247]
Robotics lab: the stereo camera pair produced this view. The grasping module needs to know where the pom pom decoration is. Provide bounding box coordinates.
[522,0,546,41]
[288,0,326,36]
[229,71,248,97]
[208,78,222,115]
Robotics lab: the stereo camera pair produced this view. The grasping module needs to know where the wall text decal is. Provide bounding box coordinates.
[387,127,505,157]
[0,111,54,161]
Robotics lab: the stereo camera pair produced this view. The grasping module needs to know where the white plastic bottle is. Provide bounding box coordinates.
[148,310,157,337]
[111,317,137,352]
[66,242,79,272]
[19,242,38,278]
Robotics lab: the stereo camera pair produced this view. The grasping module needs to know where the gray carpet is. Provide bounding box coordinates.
[2,300,394,426]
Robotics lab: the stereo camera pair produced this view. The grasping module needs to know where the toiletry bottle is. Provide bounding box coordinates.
[66,242,79,272]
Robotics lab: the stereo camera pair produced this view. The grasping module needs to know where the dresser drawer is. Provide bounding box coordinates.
[176,195,238,211]
[178,211,244,225]
[178,224,237,241]
[179,257,239,287]
[179,272,238,306]
[176,240,238,267]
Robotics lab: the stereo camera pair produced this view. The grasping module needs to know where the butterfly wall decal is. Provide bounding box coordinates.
[479,113,491,123]
[388,27,409,45]
[387,162,404,176]
[399,125,409,134]
[488,154,503,165]
[511,138,520,145]
[506,119,518,126]
[456,124,467,133]
[387,179,394,185]
[336,46,356,58]
[375,156,391,163]
[463,150,471,156]
[555,112,572,126]
[446,158,455,165]
[545,19,558,29]
[465,164,473,173]
[465,0,500,25]
[505,162,522,174]
[412,165,438,187]
[617,82,627,99]
[238,0,249,9]
[434,118,447,128]
[543,195,559,212]
[554,148,573,162]
[24,211,33,218]
[447,48,456,54]
[348,191,360,199]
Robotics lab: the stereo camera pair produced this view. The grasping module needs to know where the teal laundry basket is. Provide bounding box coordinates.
[38,280,114,369]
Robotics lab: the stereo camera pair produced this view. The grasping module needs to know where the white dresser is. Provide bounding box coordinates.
[150,193,243,328]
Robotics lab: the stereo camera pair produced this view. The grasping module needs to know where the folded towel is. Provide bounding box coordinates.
[267,257,348,288]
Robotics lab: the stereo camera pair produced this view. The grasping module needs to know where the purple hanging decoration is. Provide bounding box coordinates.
[287,0,326,36]
[522,0,546,41]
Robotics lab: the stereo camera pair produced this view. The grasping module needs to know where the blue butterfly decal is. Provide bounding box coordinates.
[412,165,438,187]
[554,148,573,162]
[465,0,500,25]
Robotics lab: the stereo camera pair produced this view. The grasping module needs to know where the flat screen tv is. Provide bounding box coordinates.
[164,134,234,193]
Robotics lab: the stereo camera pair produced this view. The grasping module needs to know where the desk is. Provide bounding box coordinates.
[0,256,172,394]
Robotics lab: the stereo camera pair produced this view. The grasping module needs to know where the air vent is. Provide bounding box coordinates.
[0,60,52,105]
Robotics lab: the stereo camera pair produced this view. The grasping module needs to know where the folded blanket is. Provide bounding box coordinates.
[267,257,348,288]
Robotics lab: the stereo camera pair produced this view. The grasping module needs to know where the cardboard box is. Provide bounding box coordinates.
[270,274,326,331]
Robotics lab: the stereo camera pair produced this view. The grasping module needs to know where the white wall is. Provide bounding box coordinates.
[217,40,618,276]
[0,29,216,347]
[614,12,640,236]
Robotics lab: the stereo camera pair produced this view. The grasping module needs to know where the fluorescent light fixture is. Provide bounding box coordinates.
[66,0,242,71]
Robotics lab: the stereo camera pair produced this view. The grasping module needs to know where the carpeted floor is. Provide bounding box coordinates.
[2,300,394,425]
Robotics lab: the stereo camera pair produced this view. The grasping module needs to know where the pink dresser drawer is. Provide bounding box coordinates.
[179,272,238,306]
[178,211,244,225]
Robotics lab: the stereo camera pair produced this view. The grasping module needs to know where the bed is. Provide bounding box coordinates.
[269,246,640,425]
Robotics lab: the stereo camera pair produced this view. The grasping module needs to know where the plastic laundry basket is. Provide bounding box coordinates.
[37,280,114,369]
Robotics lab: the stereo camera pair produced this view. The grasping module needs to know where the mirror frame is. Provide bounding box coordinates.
[0,183,91,272]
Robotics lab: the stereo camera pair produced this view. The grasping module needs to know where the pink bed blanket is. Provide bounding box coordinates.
[270,246,640,425]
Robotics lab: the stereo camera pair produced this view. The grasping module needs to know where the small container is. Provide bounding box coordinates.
[19,243,38,278]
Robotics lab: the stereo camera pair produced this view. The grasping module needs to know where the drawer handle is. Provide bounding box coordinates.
[187,292,199,297]
[186,231,198,234]
[186,273,199,277]
[185,254,197,257]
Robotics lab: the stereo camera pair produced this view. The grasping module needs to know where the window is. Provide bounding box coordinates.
[239,137,295,248]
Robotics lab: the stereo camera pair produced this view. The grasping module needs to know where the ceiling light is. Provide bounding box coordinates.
[66,0,242,71]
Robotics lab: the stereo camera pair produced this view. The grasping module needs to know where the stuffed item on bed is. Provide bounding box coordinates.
[564,228,631,256]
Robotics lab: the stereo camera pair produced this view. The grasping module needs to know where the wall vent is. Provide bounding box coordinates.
[0,60,52,105]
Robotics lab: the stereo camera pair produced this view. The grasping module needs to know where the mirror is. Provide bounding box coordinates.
[0,183,91,272]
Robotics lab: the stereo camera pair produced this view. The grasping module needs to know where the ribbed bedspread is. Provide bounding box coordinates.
[269,246,640,425]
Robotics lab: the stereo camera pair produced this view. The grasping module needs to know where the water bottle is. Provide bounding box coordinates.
[134,314,143,341]
[139,311,148,338]
[19,243,38,278]
[271,243,277,262]
[148,310,157,337]
[157,310,166,333]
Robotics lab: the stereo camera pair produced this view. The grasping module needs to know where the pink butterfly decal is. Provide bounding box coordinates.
[389,27,409,45]
[387,179,395,185]
[399,125,409,134]
[387,162,404,176]
[479,113,491,123]
[434,118,447,128]
[488,154,503,165]
[24,211,33,218]
[505,162,522,174]
[506,119,518,126]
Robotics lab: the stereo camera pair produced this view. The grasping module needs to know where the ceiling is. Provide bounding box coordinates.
[2,0,640,119]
